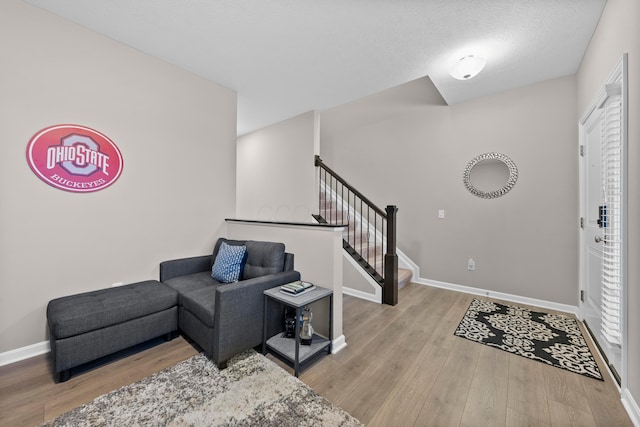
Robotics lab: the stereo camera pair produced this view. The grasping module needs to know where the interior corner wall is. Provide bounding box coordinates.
[236,111,318,222]
[576,0,640,410]
[320,75,578,306]
[0,0,237,352]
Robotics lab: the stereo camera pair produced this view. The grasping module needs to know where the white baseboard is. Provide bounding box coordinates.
[414,277,579,316]
[0,340,50,367]
[397,247,420,280]
[342,253,382,303]
[342,269,579,316]
[343,286,381,304]
[341,245,416,304]
[331,334,347,354]
[622,388,640,427]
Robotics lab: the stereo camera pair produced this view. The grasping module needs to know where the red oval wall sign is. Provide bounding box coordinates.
[26,124,123,193]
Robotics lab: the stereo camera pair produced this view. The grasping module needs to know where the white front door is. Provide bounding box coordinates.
[581,108,608,354]
[579,58,626,383]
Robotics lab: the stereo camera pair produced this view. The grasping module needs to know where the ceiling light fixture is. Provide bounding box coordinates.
[449,55,486,80]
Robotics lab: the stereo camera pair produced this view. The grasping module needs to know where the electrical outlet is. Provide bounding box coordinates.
[467,258,475,271]
[438,209,445,219]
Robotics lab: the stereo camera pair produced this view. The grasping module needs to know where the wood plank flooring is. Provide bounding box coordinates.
[0,283,632,426]
[298,284,631,427]
[0,336,198,426]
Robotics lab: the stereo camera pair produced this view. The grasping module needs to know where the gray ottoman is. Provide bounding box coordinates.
[47,280,178,382]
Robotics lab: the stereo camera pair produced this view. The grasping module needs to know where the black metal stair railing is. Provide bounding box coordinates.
[313,155,398,305]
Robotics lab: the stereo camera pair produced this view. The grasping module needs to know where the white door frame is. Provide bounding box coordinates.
[578,54,628,389]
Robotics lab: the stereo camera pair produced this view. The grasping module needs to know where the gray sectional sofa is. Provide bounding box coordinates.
[160,238,300,367]
[47,238,299,382]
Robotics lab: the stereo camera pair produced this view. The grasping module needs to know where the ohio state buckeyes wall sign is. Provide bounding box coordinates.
[26,124,123,193]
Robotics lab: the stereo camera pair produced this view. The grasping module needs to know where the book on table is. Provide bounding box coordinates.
[280,281,315,296]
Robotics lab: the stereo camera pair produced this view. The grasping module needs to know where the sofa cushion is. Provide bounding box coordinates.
[211,239,246,267]
[163,271,218,303]
[181,286,219,328]
[47,280,177,339]
[211,242,248,283]
[242,241,286,279]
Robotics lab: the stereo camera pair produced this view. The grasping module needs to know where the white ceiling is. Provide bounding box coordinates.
[24,0,606,135]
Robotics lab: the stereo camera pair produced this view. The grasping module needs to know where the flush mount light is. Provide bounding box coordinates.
[449,55,486,80]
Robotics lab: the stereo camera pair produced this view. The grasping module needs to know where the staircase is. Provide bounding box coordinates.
[318,190,412,288]
[314,156,413,304]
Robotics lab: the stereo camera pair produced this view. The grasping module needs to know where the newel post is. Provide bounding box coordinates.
[383,205,398,306]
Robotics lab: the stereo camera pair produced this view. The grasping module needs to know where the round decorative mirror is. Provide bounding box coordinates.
[463,152,518,199]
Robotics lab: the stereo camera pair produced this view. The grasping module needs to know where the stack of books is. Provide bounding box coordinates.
[280,281,315,296]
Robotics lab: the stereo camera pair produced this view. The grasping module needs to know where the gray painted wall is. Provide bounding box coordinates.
[321,75,578,306]
[236,111,318,222]
[0,1,237,352]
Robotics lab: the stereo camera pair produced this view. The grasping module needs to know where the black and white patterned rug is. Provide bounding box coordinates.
[43,350,363,426]
[454,298,603,381]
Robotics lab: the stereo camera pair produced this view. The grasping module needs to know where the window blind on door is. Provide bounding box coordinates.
[600,84,622,346]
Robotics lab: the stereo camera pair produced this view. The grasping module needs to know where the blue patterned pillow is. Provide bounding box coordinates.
[211,242,248,283]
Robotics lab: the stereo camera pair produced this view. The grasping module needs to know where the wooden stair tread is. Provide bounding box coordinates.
[398,268,412,289]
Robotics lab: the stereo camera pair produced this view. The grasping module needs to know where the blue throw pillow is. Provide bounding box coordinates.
[211,242,248,283]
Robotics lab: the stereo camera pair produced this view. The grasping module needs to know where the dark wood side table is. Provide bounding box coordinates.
[262,285,333,377]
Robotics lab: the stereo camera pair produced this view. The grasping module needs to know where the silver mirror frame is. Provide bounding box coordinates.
[463,152,518,199]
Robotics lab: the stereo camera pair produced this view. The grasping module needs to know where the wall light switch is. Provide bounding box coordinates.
[438,210,445,219]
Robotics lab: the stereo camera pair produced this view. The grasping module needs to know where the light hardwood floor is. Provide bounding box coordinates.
[0,283,632,426]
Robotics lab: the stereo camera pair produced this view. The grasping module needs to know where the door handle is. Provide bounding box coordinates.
[595,236,603,243]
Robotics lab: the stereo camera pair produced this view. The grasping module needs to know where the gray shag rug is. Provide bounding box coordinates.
[43,350,362,427]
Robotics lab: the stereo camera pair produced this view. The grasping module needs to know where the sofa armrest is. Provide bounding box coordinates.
[213,270,301,363]
[159,255,212,282]
[283,253,294,271]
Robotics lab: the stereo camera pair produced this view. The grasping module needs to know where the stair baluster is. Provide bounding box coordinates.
[313,155,398,305]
